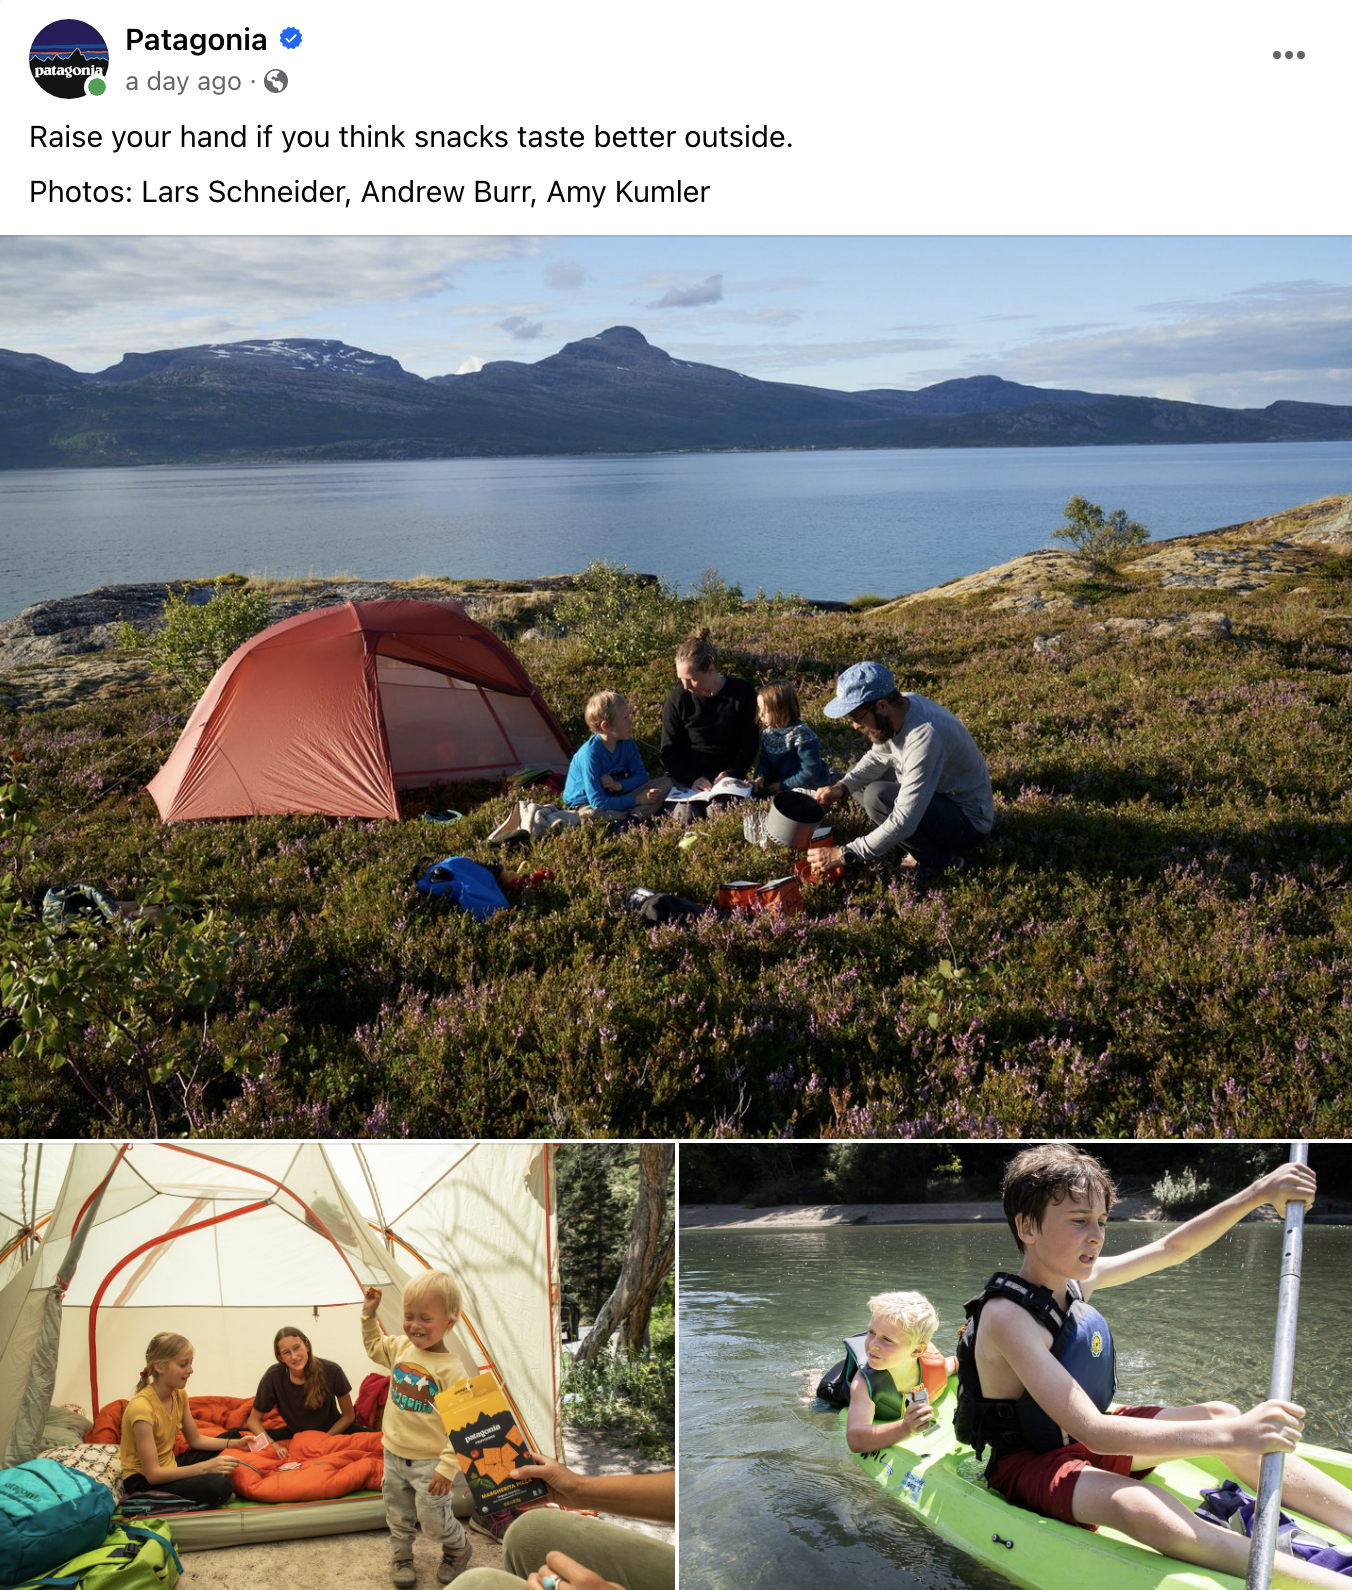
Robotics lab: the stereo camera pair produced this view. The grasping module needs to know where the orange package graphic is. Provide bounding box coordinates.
[434,1371,549,1516]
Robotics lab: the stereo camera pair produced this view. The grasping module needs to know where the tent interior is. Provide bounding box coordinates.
[375,654,570,788]
[0,1142,560,1549]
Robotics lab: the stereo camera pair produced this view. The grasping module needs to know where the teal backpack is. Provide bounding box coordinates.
[0,1461,115,1587]
[5,1522,181,1590]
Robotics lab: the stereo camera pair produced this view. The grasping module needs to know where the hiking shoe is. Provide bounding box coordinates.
[437,1540,474,1584]
[391,1560,417,1589]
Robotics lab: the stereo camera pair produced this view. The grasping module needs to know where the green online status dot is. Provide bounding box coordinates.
[87,76,106,95]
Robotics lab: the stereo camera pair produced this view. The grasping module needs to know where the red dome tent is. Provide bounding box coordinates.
[147,599,573,822]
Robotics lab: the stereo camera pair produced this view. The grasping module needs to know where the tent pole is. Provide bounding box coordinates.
[356,1145,393,1257]
[29,1145,42,1263]
[19,1143,30,1262]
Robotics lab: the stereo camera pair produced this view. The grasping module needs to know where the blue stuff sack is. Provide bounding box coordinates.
[0,1460,116,1586]
[414,857,509,922]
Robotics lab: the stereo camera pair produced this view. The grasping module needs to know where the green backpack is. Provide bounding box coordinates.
[5,1522,182,1590]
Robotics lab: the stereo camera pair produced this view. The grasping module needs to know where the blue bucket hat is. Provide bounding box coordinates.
[823,661,896,719]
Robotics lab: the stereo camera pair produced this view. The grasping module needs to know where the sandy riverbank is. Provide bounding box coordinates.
[682,1195,1209,1228]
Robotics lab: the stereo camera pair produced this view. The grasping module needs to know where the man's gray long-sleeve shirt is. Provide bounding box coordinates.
[840,694,994,862]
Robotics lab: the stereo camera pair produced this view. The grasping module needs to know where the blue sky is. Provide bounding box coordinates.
[4,235,1352,407]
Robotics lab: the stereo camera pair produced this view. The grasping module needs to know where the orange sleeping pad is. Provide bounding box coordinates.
[89,1394,287,1449]
[230,1430,385,1502]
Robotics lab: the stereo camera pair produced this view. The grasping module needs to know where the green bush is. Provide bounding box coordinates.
[688,567,746,619]
[0,776,275,1133]
[118,580,273,698]
[562,1315,674,1460]
[554,562,685,668]
[1152,1167,1212,1214]
[1052,495,1149,572]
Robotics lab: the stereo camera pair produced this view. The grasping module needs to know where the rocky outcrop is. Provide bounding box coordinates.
[892,493,1352,614]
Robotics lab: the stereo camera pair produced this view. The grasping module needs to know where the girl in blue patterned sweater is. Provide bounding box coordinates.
[753,681,831,794]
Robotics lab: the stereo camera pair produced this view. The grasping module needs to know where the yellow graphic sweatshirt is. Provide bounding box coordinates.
[362,1314,468,1482]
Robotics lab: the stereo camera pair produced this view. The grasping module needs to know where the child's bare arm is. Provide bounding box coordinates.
[1091,1163,1316,1292]
[984,1300,1305,1461]
[844,1371,932,1453]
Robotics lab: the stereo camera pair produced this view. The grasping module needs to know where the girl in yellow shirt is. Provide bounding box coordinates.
[119,1332,250,1509]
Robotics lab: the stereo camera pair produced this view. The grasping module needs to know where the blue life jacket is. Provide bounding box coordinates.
[953,1271,1116,1468]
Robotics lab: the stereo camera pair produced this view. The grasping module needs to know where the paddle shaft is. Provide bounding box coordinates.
[1244,1141,1309,1590]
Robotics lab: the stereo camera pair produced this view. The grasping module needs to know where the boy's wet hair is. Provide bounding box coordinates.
[866,1290,938,1344]
[1002,1143,1118,1253]
[585,690,627,733]
[402,1269,462,1321]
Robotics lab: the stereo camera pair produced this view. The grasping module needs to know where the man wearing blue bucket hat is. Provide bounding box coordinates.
[806,662,993,876]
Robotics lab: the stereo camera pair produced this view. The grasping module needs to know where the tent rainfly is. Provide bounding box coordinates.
[146,599,573,821]
[0,1141,561,1474]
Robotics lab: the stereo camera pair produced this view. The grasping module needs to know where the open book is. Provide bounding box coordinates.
[665,777,754,804]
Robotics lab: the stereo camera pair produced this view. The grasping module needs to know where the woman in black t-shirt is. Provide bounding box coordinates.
[660,630,759,798]
[245,1325,356,1457]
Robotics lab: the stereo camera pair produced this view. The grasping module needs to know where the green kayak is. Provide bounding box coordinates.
[840,1377,1352,1590]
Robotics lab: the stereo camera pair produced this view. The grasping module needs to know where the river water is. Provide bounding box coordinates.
[3,441,1351,619]
[678,1222,1352,1590]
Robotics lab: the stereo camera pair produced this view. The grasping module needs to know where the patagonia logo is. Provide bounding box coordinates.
[1090,1331,1104,1357]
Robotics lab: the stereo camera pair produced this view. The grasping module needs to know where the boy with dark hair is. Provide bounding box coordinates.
[955,1143,1352,1590]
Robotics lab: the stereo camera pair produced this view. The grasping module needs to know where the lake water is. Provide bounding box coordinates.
[3,441,1351,620]
[678,1222,1352,1590]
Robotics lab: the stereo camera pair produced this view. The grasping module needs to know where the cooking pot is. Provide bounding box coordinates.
[766,790,825,849]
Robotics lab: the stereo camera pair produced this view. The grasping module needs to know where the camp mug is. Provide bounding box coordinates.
[717,880,761,912]
[796,845,845,884]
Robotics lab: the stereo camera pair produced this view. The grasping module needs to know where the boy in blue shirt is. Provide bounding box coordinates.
[563,691,671,818]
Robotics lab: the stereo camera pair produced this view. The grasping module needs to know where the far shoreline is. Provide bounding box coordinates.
[679,1199,1352,1228]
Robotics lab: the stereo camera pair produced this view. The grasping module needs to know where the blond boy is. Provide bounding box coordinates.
[562,691,671,817]
[845,1290,956,1454]
[363,1273,473,1589]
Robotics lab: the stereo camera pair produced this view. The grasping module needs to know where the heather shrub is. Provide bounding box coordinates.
[1052,495,1149,572]
[118,579,273,697]
[5,564,1351,1138]
[555,561,684,667]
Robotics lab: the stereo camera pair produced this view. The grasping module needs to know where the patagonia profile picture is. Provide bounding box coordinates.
[30,18,109,98]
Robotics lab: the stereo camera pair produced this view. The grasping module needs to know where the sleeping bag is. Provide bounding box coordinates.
[230,1431,385,1503]
[89,1397,285,1450]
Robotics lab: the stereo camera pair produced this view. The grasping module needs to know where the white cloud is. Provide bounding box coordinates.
[909,281,1352,404]
[545,259,585,289]
[0,235,540,369]
[649,273,724,309]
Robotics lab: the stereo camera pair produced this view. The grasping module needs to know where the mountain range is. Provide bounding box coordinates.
[3,325,1351,469]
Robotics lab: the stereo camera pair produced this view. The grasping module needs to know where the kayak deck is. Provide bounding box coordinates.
[840,1380,1352,1590]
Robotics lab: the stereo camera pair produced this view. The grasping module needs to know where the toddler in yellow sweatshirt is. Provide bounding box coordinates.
[363,1273,473,1589]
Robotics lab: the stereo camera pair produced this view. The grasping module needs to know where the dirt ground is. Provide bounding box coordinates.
[176,1432,672,1590]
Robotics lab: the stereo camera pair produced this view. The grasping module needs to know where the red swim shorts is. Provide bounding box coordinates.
[987,1405,1164,1529]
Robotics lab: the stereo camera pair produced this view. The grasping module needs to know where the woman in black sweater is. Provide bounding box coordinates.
[660,631,759,796]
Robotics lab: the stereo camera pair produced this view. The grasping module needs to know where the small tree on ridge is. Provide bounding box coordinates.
[1052,494,1149,573]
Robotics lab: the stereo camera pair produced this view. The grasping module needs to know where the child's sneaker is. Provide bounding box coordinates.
[437,1540,473,1585]
[391,1560,417,1588]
